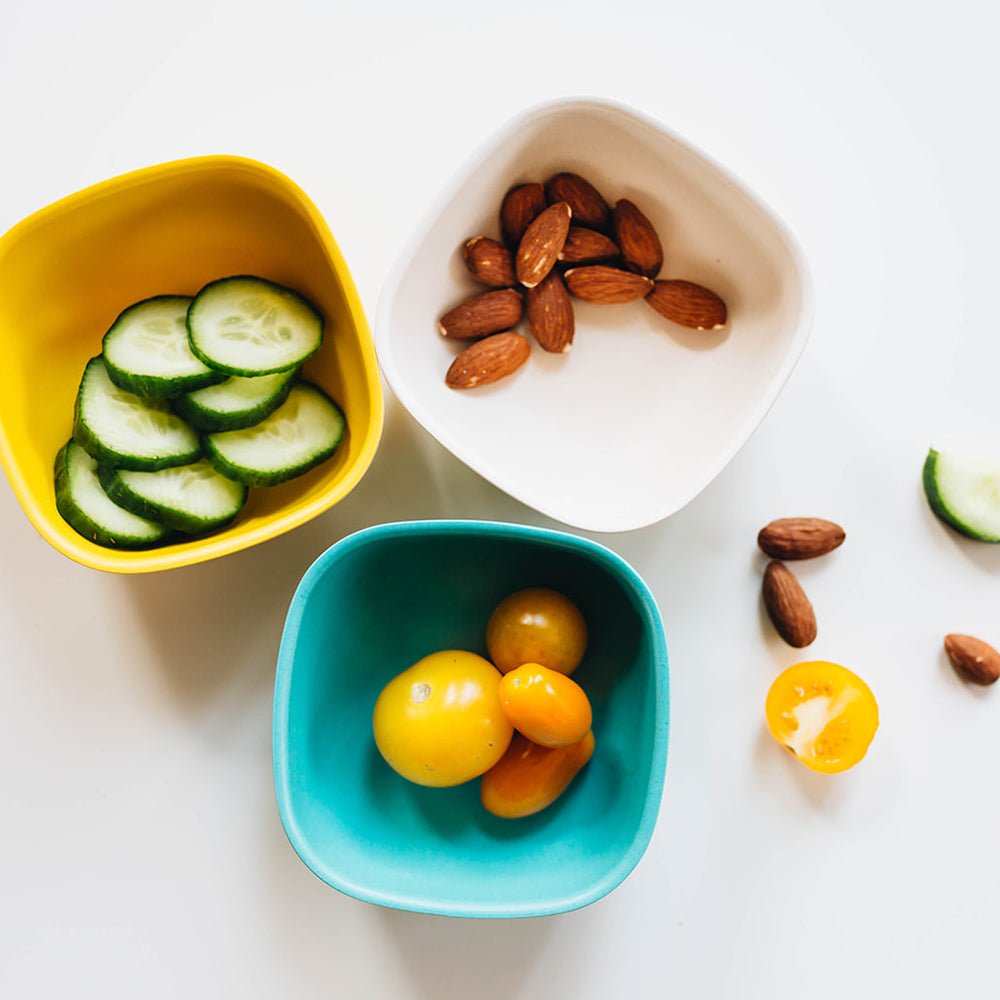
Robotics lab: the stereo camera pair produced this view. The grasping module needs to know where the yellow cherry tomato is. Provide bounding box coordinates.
[765,661,879,774]
[498,663,592,747]
[373,650,513,787]
[486,588,587,676]
[481,731,595,819]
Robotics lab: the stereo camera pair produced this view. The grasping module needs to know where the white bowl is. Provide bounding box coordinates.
[375,98,813,533]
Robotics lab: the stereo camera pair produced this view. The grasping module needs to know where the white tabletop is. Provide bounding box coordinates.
[3,1,998,996]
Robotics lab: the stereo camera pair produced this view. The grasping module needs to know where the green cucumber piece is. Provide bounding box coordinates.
[103,295,224,398]
[173,369,298,432]
[55,441,171,549]
[187,276,323,376]
[924,448,1000,543]
[74,357,201,471]
[204,382,345,486]
[98,459,248,534]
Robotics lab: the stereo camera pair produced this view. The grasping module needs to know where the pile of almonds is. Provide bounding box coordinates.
[758,517,1000,686]
[439,171,728,389]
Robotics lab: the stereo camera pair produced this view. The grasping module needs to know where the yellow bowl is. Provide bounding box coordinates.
[0,156,383,573]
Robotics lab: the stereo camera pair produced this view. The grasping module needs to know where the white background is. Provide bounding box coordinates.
[2,1,998,996]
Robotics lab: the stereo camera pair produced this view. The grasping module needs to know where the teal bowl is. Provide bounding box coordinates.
[273,520,669,918]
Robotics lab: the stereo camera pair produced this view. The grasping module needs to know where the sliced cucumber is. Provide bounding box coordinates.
[924,448,1000,543]
[74,356,201,471]
[204,382,345,486]
[98,459,248,533]
[172,369,298,432]
[103,295,223,398]
[55,440,171,549]
[187,276,323,376]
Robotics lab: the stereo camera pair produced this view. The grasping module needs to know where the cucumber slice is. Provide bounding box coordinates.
[187,276,323,376]
[103,295,223,397]
[55,440,171,549]
[98,459,248,534]
[74,356,201,471]
[204,382,345,486]
[172,369,298,432]
[924,448,1000,543]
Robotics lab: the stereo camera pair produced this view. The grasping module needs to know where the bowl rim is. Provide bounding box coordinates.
[0,154,385,574]
[272,518,670,919]
[374,95,816,534]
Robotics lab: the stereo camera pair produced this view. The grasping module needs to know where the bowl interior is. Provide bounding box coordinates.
[275,523,668,918]
[377,100,811,532]
[0,157,381,572]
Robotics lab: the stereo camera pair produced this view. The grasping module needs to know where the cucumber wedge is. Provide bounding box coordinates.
[55,440,171,548]
[204,382,345,486]
[98,459,248,533]
[187,276,323,376]
[923,448,1000,543]
[103,295,223,398]
[172,369,298,432]
[74,356,201,471]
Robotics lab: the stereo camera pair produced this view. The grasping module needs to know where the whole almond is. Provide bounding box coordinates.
[525,272,574,353]
[646,279,727,330]
[445,332,531,389]
[558,226,620,264]
[463,237,516,288]
[762,561,817,648]
[439,289,523,340]
[516,201,572,288]
[544,173,611,231]
[500,183,546,248]
[613,199,663,278]
[944,634,1000,686]
[758,518,846,560]
[564,265,654,304]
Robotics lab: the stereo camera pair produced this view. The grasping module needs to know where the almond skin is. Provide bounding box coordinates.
[438,289,523,340]
[564,265,654,304]
[762,562,817,648]
[646,279,727,330]
[558,226,620,264]
[445,332,531,389]
[613,199,663,278]
[944,634,1000,686]
[500,183,546,248]
[525,272,574,353]
[758,518,846,560]
[516,201,572,288]
[544,172,611,232]
[463,237,516,288]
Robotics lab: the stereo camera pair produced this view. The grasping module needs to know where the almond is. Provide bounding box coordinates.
[516,201,572,288]
[558,226,620,264]
[944,634,1000,686]
[525,272,574,353]
[758,518,846,560]
[564,265,654,304]
[646,279,727,330]
[544,172,611,231]
[463,237,516,288]
[445,332,531,389]
[762,562,816,648]
[613,199,663,278]
[438,289,523,340]
[500,183,547,248]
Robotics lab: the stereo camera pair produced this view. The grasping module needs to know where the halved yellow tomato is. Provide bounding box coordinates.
[765,661,879,774]
[373,650,513,787]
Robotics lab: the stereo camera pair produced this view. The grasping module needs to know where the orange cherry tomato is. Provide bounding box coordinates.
[373,650,513,787]
[765,661,879,774]
[498,663,592,747]
[481,731,595,819]
[486,588,587,675]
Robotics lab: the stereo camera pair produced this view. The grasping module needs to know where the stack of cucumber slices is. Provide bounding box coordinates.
[55,276,346,550]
